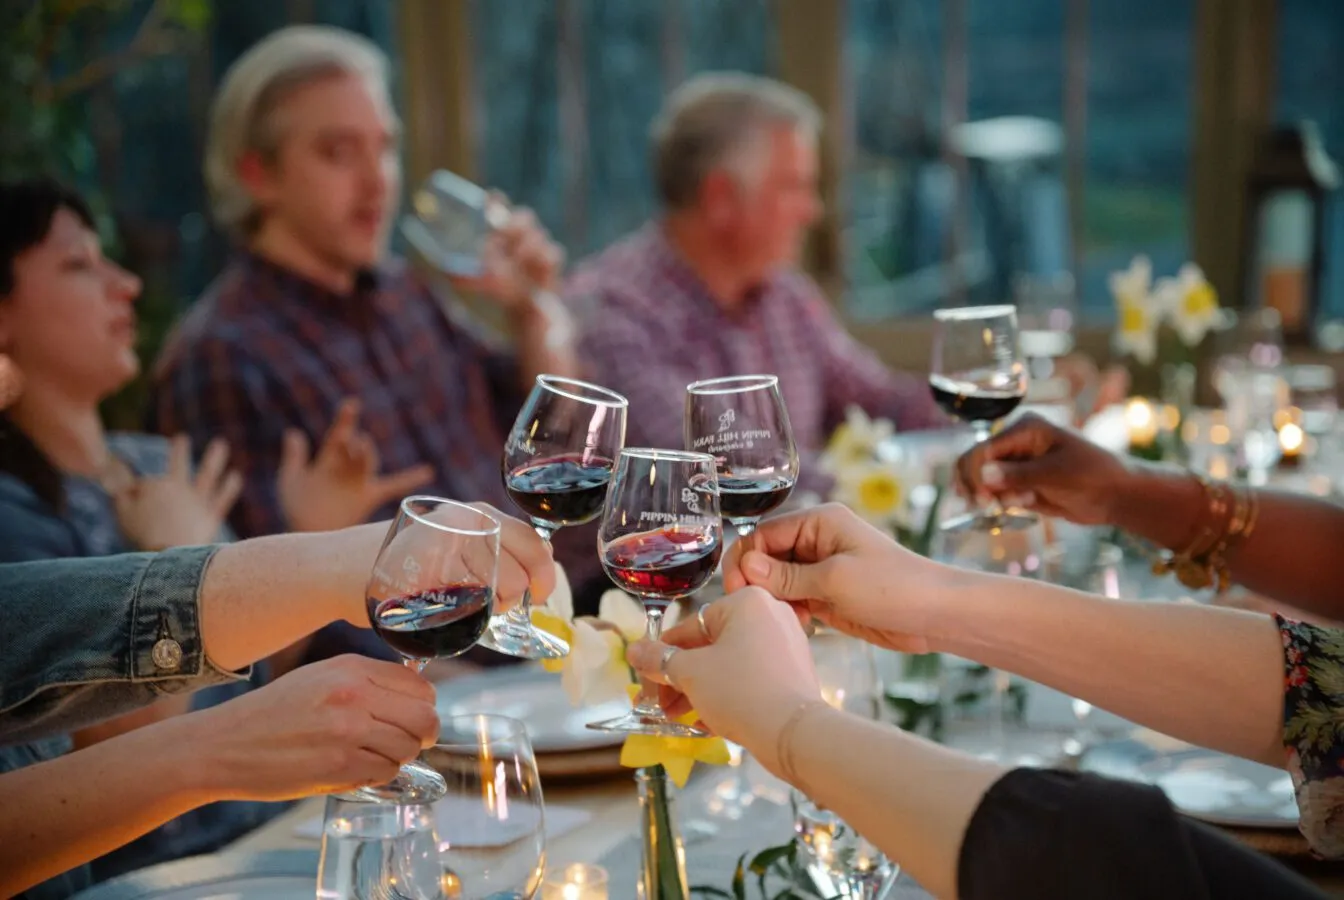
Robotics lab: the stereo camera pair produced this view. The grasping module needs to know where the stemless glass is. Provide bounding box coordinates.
[350,497,501,804]
[589,449,723,736]
[317,795,442,900]
[484,375,628,660]
[930,305,1032,534]
[426,715,546,900]
[401,170,510,277]
[685,374,799,538]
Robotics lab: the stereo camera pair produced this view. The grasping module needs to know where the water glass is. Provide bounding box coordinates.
[792,793,900,900]
[317,795,443,900]
[425,714,546,900]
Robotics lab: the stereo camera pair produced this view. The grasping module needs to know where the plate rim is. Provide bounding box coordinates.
[71,849,320,899]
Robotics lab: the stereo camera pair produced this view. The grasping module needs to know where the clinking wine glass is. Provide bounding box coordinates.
[485,375,628,660]
[685,374,799,538]
[347,496,502,804]
[588,449,723,737]
[930,304,1033,534]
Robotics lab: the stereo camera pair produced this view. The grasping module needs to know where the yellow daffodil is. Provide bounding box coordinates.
[1155,263,1219,347]
[1109,255,1159,365]
[831,460,918,529]
[819,406,894,476]
[617,686,731,787]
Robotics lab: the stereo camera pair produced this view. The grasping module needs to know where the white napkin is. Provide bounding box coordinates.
[295,797,590,848]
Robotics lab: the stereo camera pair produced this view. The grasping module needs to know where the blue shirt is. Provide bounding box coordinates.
[0,434,285,897]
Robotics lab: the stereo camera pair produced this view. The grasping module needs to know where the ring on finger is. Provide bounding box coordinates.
[659,645,680,685]
[696,603,712,642]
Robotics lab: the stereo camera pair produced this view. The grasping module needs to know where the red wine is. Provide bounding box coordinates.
[370,584,493,659]
[504,455,613,527]
[602,529,722,602]
[718,474,795,521]
[929,374,1024,424]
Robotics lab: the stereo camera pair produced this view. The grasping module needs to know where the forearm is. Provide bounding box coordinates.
[779,705,1003,899]
[0,717,211,896]
[1112,465,1344,614]
[201,526,376,671]
[508,292,581,384]
[930,571,1285,766]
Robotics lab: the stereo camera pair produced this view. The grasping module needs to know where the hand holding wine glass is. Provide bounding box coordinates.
[485,375,627,660]
[350,496,503,803]
[589,449,723,737]
[930,305,1032,533]
[685,374,799,538]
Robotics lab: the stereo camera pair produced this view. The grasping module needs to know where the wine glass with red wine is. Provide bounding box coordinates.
[588,449,723,737]
[930,305,1033,534]
[685,374,799,538]
[485,375,628,660]
[349,496,501,804]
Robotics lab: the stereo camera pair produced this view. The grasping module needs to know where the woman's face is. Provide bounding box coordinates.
[0,207,141,403]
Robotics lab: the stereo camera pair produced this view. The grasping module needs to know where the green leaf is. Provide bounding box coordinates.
[732,853,748,900]
[166,0,213,32]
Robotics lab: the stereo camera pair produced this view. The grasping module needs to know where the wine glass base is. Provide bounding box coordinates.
[586,712,711,738]
[478,616,570,660]
[336,760,447,805]
[940,508,1040,534]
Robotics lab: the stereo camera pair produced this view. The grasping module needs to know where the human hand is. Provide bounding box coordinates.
[183,655,439,800]
[450,202,565,311]
[723,503,942,653]
[953,413,1133,524]
[113,435,241,550]
[626,587,821,774]
[278,398,434,532]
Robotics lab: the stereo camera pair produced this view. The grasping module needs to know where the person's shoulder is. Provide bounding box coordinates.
[568,226,669,312]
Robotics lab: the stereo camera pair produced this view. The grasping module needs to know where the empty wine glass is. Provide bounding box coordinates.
[588,449,723,737]
[401,170,510,277]
[1041,541,1125,759]
[685,374,799,537]
[484,375,628,660]
[426,714,545,899]
[347,497,501,804]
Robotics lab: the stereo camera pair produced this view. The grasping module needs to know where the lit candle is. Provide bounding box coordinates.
[1125,398,1160,454]
[542,864,609,900]
[1279,421,1305,467]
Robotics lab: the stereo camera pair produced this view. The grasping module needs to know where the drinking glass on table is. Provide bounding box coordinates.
[347,496,501,804]
[685,374,799,538]
[930,305,1032,535]
[1041,541,1126,759]
[317,794,442,900]
[485,374,628,660]
[426,714,545,900]
[588,449,723,737]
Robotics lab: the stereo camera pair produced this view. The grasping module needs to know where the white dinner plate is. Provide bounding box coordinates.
[1080,737,1299,829]
[435,665,628,754]
[70,850,318,899]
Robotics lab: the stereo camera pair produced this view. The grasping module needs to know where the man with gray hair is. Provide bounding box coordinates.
[149,26,581,550]
[572,73,942,482]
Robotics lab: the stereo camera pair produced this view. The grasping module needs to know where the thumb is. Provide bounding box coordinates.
[979,456,1054,502]
[739,549,831,602]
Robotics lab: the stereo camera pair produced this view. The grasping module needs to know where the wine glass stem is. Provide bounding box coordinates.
[971,421,1004,517]
[404,657,429,674]
[632,606,667,717]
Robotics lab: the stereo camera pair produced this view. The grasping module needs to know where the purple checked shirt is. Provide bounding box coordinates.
[568,224,945,487]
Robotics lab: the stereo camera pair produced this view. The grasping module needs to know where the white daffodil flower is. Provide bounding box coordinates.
[1155,263,1219,347]
[831,459,919,530]
[819,405,894,476]
[1109,255,1159,365]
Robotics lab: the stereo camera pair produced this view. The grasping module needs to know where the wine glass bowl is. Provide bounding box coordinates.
[351,496,502,804]
[588,448,723,737]
[484,375,628,661]
[685,374,799,537]
[401,169,510,277]
[930,305,1033,534]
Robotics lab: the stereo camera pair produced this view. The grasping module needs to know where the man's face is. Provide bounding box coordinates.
[246,72,400,273]
[718,126,822,278]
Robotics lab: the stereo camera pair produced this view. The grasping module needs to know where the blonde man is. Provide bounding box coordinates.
[571,73,943,485]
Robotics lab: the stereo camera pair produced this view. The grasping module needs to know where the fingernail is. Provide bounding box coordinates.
[981,463,1005,487]
[743,553,770,582]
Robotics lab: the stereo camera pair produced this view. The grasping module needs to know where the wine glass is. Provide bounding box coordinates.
[426,714,545,899]
[401,169,510,277]
[1041,541,1126,759]
[930,305,1031,533]
[347,496,501,804]
[484,374,628,660]
[685,374,799,538]
[588,449,723,736]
